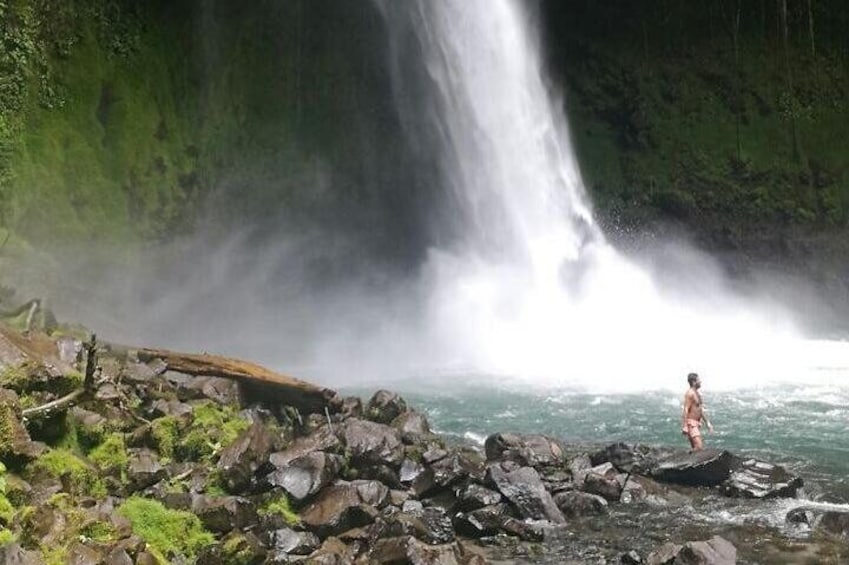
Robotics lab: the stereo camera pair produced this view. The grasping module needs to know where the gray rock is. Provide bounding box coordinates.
[720,458,803,499]
[340,396,363,420]
[678,536,737,564]
[591,442,662,474]
[269,425,341,468]
[379,507,455,545]
[819,510,849,537]
[647,542,683,565]
[370,536,464,565]
[391,411,431,441]
[651,449,738,487]
[622,550,644,564]
[264,451,343,502]
[583,469,624,502]
[267,527,320,555]
[343,419,404,467]
[300,483,380,537]
[553,490,608,517]
[217,422,276,493]
[192,495,259,533]
[484,433,565,467]
[365,390,408,425]
[456,483,503,511]
[487,464,565,523]
[126,449,167,492]
[0,543,42,565]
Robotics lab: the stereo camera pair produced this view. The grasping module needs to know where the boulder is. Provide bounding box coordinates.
[266,527,321,555]
[391,411,431,441]
[818,510,849,537]
[263,451,344,502]
[621,550,644,564]
[148,399,193,419]
[370,536,470,565]
[720,458,803,499]
[300,483,380,537]
[365,390,408,425]
[647,536,736,565]
[343,419,404,468]
[568,453,593,489]
[378,507,455,545]
[591,442,662,474]
[0,543,42,565]
[351,479,391,508]
[0,388,46,465]
[192,495,259,533]
[487,464,565,523]
[553,491,608,518]
[583,469,624,502]
[456,483,503,511]
[126,449,167,493]
[453,504,544,541]
[217,422,276,493]
[430,451,485,490]
[484,433,565,467]
[651,449,737,487]
[268,425,341,469]
[340,396,363,420]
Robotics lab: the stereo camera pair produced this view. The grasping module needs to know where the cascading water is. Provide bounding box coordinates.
[374,0,849,391]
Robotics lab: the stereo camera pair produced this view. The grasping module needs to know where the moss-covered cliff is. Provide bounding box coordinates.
[543,0,849,250]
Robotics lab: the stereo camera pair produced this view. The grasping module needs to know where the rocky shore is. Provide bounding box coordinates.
[0,317,847,564]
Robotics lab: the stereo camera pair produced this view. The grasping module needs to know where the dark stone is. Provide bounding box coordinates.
[651,449,738,487]
[365,390,408,425]
[568,453,593,489]
[591,442,661,474]
[340,396,363,420]
[621,550,643,564]
[300,483,380,537]
[785,507,814,526]
[358,464,402,489]
[67,541,105,564]
[646,542,682,565]
[0,543,42,565]
[263,451,343,502]
[126,449,167,493]
[391,411,431,442]
[351,479,391,508]
[0,388,47,466]
[819,510,849,537]
[266,527,320,555]
[553,491,608,518]
[399,458,427,484]
[484,433,565,467]
[197,532,266,565]
[343,419,404,467]
[268,425,341,469]
[430,452,485,491]
[192,495,259,533]
[720,458,803,499]
[456,483,503,511]
[453,504,544,542]
[370,536,464,565]
[379,507,455,545]
[148,399,193,419]
[487,464,565,523]
[677,536,737,564]
[217,422,276,493]
[582,465,624,502]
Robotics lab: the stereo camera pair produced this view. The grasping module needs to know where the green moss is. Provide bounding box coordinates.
[27,448,106,498]
[150,415,179,461]
[41,547,68,565]
[0,400,18,456]
[177,401,249,462]
[117,496,214,562]
[258,494,299,527]
[220,534,261,565]
[88,432,128,481]
[0,365,28,391]
[79,520,116,543]
[0,528,15,547]
[0,495,13,525]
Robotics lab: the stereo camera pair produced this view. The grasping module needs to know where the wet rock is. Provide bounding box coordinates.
[263,451,344,502]
[646,542,682,565]
[400,458,427,485]
[678,536,737,564]
[148,399,193,419]
[484,433,565,467]
[819,510,849,537]
[340,396,363,420]
[306,536,358,564]
[352,479,391,508]
[171,375,242,406]
[0,543,42,565]
[785,506,814,526]
[365,390,408,425]
[720,458,803,499]
[358,464,402,489]
[422,446,449,464]
[392,411,431,442]
[300,483,380,537]
[487,464,565,523]
[370,536,469,565]
[591,442,662,474]
[269,425,341,468]
[192,495,259,533]
[217,422,276,493]
[0,388,47,466]
[126,449,167,492]
[568,453,593,489]
[379,507,455,545]
[267,527,321,555]
[120,360,160,383]
[620,475,648,504]
[422,489,460,514]
[651,449,737,487]
[582,468,624,502]
[553,491,608,517]
[621,550,644,564]
[429,451,485,493]
[343,419,404,467]
[456,483,503,511]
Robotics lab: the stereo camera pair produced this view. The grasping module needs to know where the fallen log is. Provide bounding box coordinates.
[137,348,339,414]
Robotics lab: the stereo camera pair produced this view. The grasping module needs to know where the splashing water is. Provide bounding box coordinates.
[372,0,849,392]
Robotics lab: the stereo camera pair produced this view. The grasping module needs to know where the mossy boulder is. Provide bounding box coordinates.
[117,497,214,563]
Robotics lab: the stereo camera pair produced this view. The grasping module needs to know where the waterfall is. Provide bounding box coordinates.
[368,0,849,391]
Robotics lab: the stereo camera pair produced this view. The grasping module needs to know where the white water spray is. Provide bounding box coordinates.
[371,0,849,392]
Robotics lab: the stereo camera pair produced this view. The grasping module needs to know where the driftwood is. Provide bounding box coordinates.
[22,334,98,420]
[137,348,338,413]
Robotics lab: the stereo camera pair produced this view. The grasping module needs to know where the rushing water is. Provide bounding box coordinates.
[364,0,849,532]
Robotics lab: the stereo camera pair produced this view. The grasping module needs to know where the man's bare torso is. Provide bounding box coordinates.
[684,389,703,421]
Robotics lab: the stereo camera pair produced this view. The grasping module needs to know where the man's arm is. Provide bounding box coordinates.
[681,393,692,433]
[701,409,714,432]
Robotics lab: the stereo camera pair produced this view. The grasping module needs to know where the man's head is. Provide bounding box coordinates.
[687,372,700,388]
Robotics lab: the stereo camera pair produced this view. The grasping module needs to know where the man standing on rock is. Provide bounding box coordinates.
[682,372,713,451]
